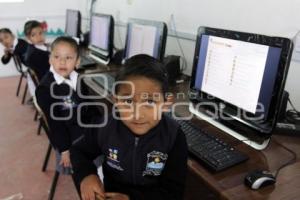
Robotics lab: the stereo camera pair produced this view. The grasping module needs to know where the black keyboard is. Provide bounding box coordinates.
[92,73,115,93]
[80,55,97,67]
[167,113,249,172]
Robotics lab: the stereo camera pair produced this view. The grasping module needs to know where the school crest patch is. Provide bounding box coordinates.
[106,148,124,171]
[143,151,168,176]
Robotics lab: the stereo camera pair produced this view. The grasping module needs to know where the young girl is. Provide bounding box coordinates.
[0,28,28,65]
[24,20,50,81]
[35,36,99,176]
[71,54,188,200]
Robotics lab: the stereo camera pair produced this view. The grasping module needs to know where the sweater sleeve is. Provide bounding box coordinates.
[128,128,188,200]
[70,119,104,184]
[1,53,12,64]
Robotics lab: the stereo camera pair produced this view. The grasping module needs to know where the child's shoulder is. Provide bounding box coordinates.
[38,72,54,87]
[35,72,55,97]
[162,113,180,132]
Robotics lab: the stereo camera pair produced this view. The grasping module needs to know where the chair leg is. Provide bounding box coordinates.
[48,171,60,200]
[34,110,38,121]
[37,121,42,135]
[21,82,28,104]
[16,74,24,97]
[71,174,81,198]
[42,144,52,172]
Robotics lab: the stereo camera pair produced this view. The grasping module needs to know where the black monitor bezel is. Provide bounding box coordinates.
[190,27,293,135]
[89,13,114,59]
[123,18,168,62]
[65,9,81,38]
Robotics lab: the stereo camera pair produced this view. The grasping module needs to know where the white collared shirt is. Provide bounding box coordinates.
[35,44,48,51]
[50,65,78,91]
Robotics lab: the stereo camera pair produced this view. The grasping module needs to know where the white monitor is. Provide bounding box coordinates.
[124,18,167,61]
[88,13,114,65]
[65,9,81,38]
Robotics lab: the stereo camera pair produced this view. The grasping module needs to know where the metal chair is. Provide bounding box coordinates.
[27,68,40,122]
[32,97,80,200]
[12,55,27,97]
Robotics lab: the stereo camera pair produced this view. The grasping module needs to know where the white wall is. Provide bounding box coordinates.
[0,0,83,77]
[82,0,300,109]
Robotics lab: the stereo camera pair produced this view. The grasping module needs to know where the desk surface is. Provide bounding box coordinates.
[84,73,300,200]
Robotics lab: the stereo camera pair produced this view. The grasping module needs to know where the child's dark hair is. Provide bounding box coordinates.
[0,28,13,35]
[24,20,42,36]
[115,54,168,94]
[51,36,80,58]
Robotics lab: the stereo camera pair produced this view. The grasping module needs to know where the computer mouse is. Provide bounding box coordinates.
[244,170,276,190]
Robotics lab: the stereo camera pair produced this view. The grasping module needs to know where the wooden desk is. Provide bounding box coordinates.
[84,75,300,200]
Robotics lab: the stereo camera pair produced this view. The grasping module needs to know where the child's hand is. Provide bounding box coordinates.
[59,150,71,168]
[105,192,129,200]
[81,175,105,200]
[3,48,12,56]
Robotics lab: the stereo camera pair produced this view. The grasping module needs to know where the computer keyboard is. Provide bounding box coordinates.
[166,112,249,172]
[92,73,115,93]
[80,55,97,67]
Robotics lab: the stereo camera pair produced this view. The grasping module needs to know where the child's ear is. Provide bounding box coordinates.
[162,93,174,112]
[48,55,52,66]
[112,95,117,104]
[76,57,81,68]
[26,36,32,44]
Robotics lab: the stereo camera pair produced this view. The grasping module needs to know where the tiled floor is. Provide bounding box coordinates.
[0,76,79,200]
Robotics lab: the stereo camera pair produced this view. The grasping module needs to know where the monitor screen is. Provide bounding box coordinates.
[89,13,114,60]
[65,9,81,38]
[124,18,167,61]
[190,27,293,137]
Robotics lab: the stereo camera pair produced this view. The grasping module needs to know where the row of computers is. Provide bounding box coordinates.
[65,9,294,173]
[65,9,167,67]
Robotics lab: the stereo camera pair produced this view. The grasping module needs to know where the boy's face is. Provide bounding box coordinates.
[114,76,171,136]
[27,26,45,45]
[0,32,14,48]
[49,42,80,78]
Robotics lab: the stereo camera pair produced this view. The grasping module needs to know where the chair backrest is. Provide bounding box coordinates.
[33,96,50,135]
[27,68,40,87]
[12,55,24,74]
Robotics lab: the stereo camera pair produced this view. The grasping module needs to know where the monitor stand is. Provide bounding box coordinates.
[189,102,270,150]
[90,54,110,66]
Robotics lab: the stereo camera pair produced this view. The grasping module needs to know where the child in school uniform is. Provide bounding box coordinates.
[24,20,50,81]
[71,54,188,200]
[0,28,28,65]
[35,36,100,177]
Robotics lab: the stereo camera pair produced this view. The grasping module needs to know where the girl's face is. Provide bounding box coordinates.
[114,76,172,136]
[0,32,14,48]
[27,27,45,45]
[49,42,80,78]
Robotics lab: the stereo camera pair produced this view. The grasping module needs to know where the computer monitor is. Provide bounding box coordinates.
[189,27,293,150]
[65,9,81,38]
[88,13,114,65]
[124,18,167,61]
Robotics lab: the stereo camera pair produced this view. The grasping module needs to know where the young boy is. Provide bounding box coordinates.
[24,20,50,81]
[35,36,99,173]
[0,28,28,65]
[71,54,188,200]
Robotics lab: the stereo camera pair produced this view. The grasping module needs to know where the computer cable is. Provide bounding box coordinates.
[272,139,297,178]
[170,14,188,72]
[286,97,300,124]
[116,21,124,49]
